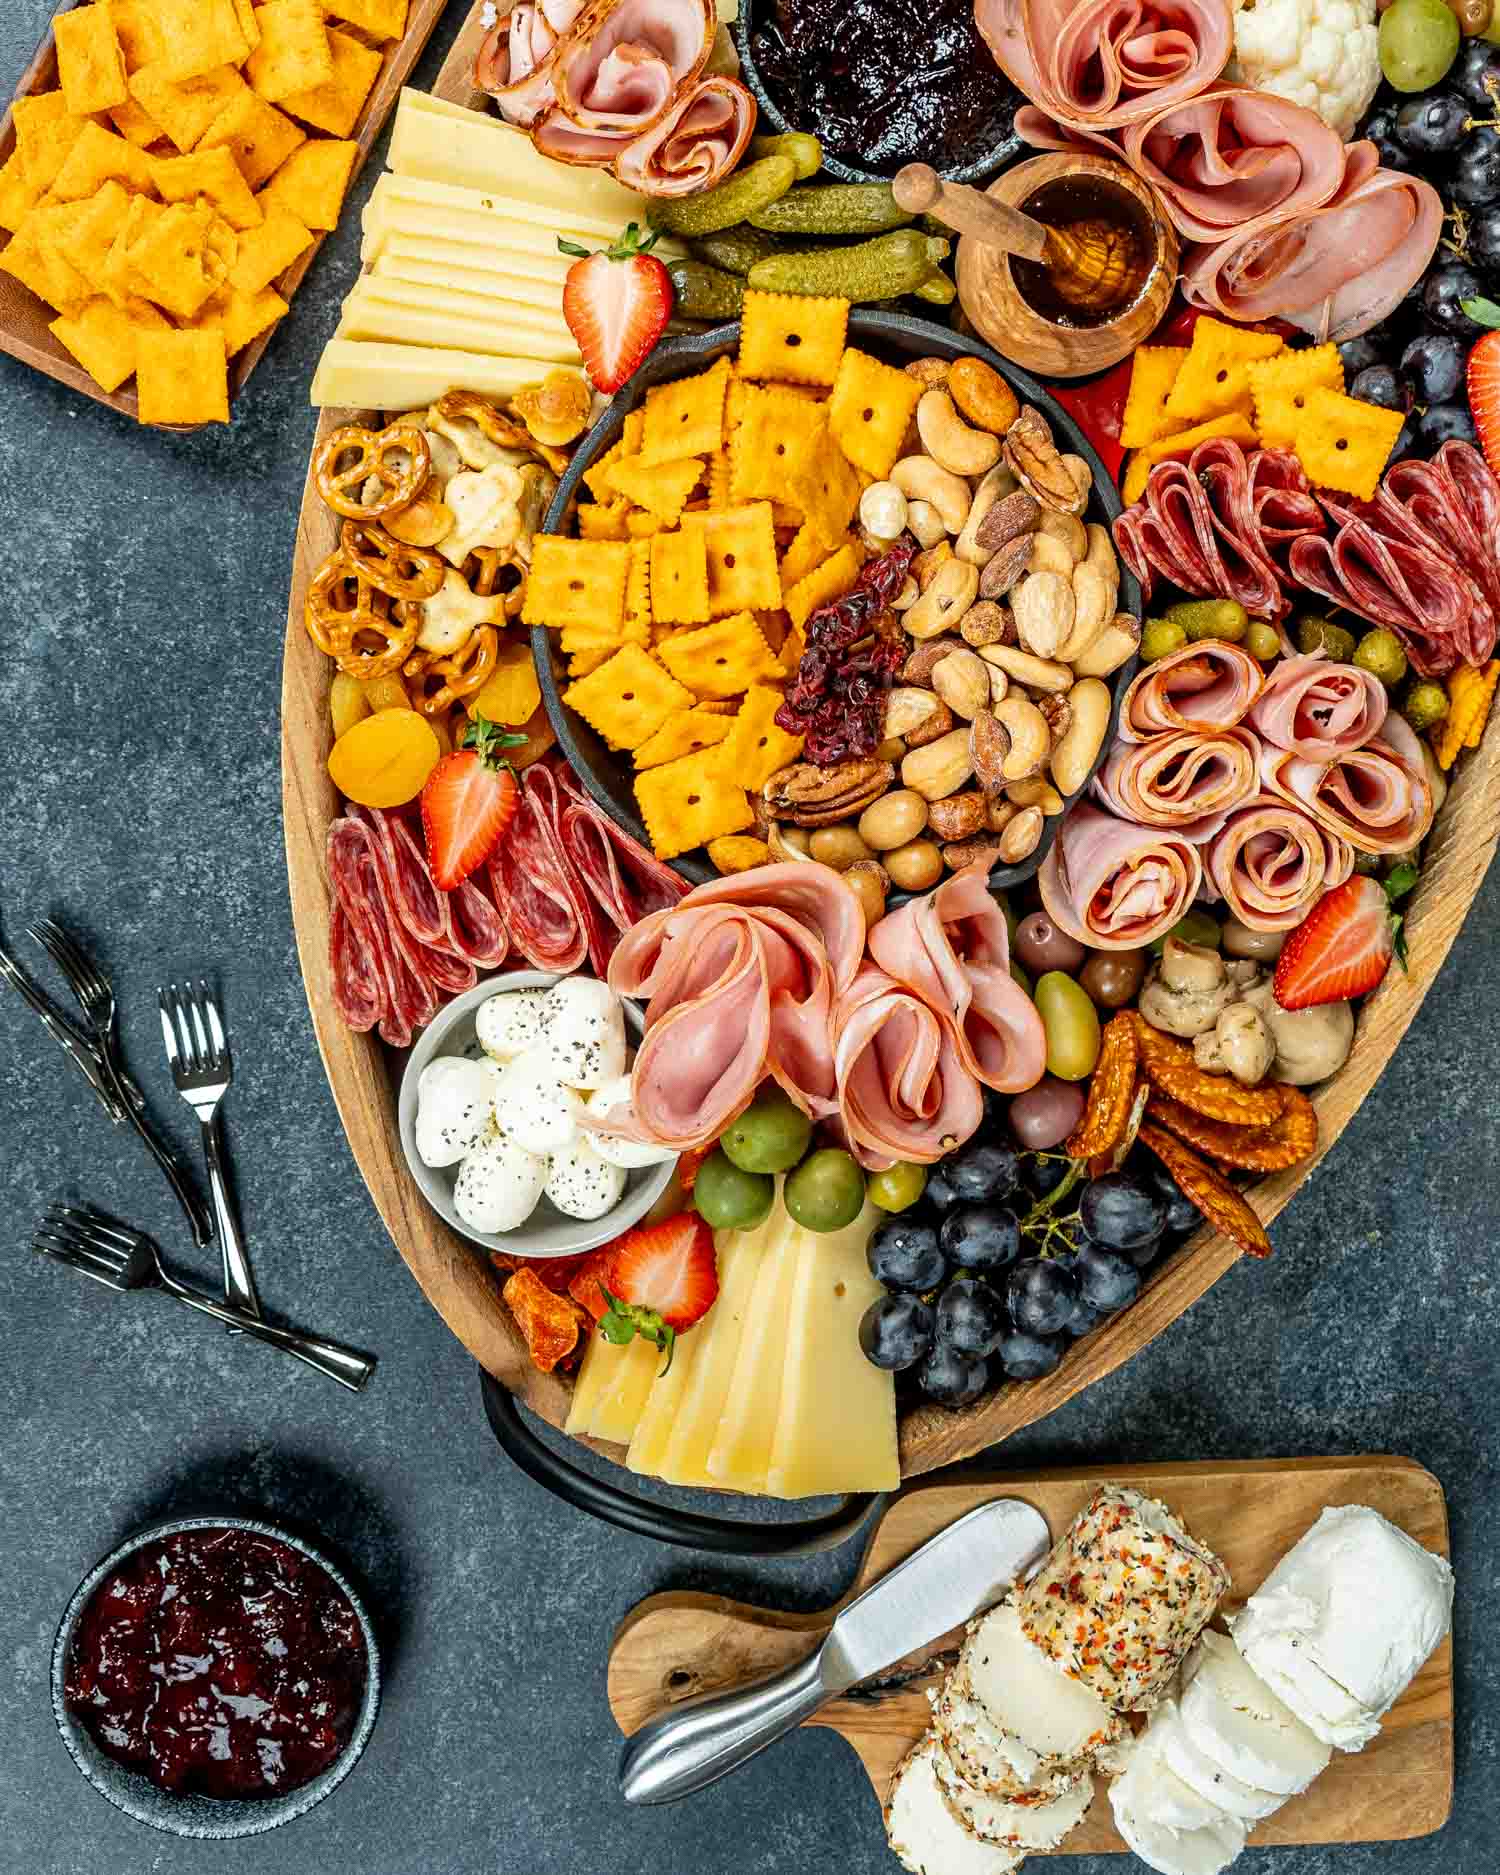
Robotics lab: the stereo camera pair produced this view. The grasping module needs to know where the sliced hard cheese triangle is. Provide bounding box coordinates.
[885,1739,1024,1875]
[370,253,571,315]
[583,1335,663,1446]
[765,1201,898,1498]
[653,1232,763,1487]
[310,340,549,411]
[707,1199,802,1491]
[1179,1632,1331,1797]
[375,234,573,287]
[565,1328,620,1436]
[336,293,580,365]
[626,1318,705,1477]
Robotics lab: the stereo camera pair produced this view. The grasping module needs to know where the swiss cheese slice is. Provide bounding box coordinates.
[364,172,640,250]
[585,1336,665,1447]
[707,1200,803,1492]
[766,1202,899,1498]
[374,233,573,287]
[309,340,549,411]
[626,1318,706,1478]
[653,1232,763,1488]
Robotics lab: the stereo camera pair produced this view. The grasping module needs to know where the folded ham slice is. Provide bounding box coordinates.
[553,0,713,134]
[1093,726,1260,832]
[1258,719,1434,856]
[977,0,1235,131]
[833,966,986,1168]
[474,0,589,127]
[867,864,1046,1093]
[1118,640,1265,741]
[1247,654,1388,761]
[612,74,756,195]
[1040,801,1204,951]
[1200,794,1351,932]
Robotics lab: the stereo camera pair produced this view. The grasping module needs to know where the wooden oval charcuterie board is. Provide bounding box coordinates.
[607,1456,1454,1848]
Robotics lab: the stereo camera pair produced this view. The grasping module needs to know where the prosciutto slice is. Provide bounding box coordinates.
[976,0,1235,131]
[867,864,1047,1094]
[1200,794,1351,932]
[612,74,756,196]
[1118,640,1265,740]
[1247,654,1388,760]
[1258,720,1434,856]
[1093,725,1260,831]
[833,966,986,1169]
[1039,801,1204,950]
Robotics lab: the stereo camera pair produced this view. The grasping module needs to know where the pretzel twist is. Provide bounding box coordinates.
[339,518,445,602]
[403,627,500,716]
[314,422,431,520]
[305,550,419,680]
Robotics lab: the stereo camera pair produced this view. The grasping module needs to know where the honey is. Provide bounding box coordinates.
[1010,175,1155,329]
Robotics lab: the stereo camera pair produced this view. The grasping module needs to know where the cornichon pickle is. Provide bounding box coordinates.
[668,259,746,320]
[1296,613,1357,662]
[1244,620,1282,662]
[1140,617,1189,662]
[913,270,957,305]
[648,154,796,237]
[747,228,940,301]
[1165,598,1249,643]
[1352,627,1408,686]
[688,224,780,276]
[1401,681,1449,731]
[747,131,823,180]
[750,181,913,236]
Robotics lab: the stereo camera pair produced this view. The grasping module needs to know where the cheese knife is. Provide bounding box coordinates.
[618,1496,1050,1805]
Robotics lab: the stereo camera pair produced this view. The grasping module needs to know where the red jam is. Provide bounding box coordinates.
[64,1527,367,1802]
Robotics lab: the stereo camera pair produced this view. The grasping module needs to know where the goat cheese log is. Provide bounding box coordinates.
[1018,1486,1231,1711]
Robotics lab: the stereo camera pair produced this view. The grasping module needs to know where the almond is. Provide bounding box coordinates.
[978,534,1033,600]
[902,636,963,686]
[970,708,1011,799]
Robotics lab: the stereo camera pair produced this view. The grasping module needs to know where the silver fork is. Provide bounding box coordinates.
[27,919,212,1248]
[0,937,129,1123]
[34,1204,375,1392]
[158,981,262,1326]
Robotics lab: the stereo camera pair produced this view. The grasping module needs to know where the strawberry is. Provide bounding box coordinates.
[420,713,526,890]
[598,1211,718,1366]
[558,222,674,395]
[1467,325,1500,479]
[1273,865,1418,1011]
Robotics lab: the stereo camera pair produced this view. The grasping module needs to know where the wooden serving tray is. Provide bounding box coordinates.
[0,0,452,425]
[281,5,1500,1486]
[608,1457,1454,1849]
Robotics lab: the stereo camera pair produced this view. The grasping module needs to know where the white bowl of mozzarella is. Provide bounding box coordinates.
[397,970,677,1258]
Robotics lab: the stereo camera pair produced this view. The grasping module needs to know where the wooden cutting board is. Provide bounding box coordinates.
[608,1457,1453,1849]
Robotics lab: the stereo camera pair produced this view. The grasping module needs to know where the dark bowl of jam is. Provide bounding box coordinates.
[52,1516,380,1839]
[738,0,1023,184]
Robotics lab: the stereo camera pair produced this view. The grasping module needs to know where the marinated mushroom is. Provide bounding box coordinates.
[1137,938,1236,1038]
[1194,1002,1276,1086]
[1222,916,1287,964]
[1241,980,1355,1086]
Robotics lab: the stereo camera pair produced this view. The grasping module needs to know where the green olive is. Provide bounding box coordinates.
[784,1148,867,1233]
[1166,598,1249,643]
[1380,0,1462,89]
[1149,909,1221,956]
[1034,971,1102,1082]
[868,1161,928,1213]
[1296,614,1357,663]
[1353,628,1409,687]
[693,1150,774,1232]
[720,1086,813,1174]
[1245,621,1282,662]
[1141,617,1189,663]
[1401,681,1450,731]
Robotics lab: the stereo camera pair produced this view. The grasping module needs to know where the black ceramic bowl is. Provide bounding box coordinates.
[535,308,1140,889]
[734,0,1023,185]
[51,1514,381,1840]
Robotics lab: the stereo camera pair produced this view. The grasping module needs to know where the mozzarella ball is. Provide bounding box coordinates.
[545,1136,627,1221]
[453,1131,549,1235]
[475,987,547,1064]
[490,1048,585,1155]
[539,978,626,1090]
[415,1056,496,1168]
[582,1072,678,1169]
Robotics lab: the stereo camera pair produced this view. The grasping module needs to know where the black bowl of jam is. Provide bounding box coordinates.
[738,0,1023,184]
[52,1516,380,1839]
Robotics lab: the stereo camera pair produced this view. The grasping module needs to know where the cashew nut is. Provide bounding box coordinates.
[1050,677,1112,796]
[955,466,1012,567]
[891,576,919,612]
[767,823,813,863]
[993,694,1051,781]
[905,558,980,640]
[892,456,971,536]
[905,498,948,549]
[916,389,1002,478]
[977,642,1073,692]
[913,540,954,591]
[1071,611,1141,679]
[859,480,909,541]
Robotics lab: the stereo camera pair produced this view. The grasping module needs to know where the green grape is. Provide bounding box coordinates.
[692,1151,774,1231]
[868,1162,927,1213]
[1380,0,1461,92]
[720,1086,813,1174]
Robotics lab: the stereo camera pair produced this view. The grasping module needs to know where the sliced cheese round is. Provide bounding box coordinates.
[933,1666,1085,1803]
[1179,1632,1331,1797]
[1154,1697,1285,1824]
[1112,1724,1228,1835]
[1229,1626,1379,1752]
[1110,1789,1247,1875]
[933,1745,1094,1849]
[885,1738,1025,1875]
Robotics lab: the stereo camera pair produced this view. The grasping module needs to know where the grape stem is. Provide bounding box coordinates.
[1020,1158,1087,1260]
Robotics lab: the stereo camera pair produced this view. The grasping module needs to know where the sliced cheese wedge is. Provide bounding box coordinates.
[565,1329,622,1437]
[375,233,574,287]
[765,1200,898,1498]
[365,172,640,249]
[1109,1792,1247,1875]
[626,1317,704,1477]
[310,341,549,411]
[583,1336,663,1446]
[885,1739,1024,1875]
[1152,1698,1285,1825]
[336,294,581,365]
[371,253,569,315]
[652,1231,763,1487]
[1179,1633,1331,1798]
[707,1197,802,1491]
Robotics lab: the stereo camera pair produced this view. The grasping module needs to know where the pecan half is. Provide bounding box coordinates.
[1003,405,1087,515]
[762,759,894,827]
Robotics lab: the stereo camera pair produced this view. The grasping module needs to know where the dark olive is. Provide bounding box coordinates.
[1008,1076,1086,1151]
[1014,912,1087,978]
[1079,948,1149,1009]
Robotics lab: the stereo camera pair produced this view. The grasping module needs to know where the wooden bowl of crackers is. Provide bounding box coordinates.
[528,305,1140,889]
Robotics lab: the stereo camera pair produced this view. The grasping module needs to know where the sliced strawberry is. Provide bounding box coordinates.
[1273,866,1417,1011]
[1467,327,1500,480]
[420,713,525,890]
[598,1211,718,1365]
[559,222,674,395]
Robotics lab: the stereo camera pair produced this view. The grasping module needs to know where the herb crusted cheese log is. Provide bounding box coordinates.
[1018,1485,1231,1712]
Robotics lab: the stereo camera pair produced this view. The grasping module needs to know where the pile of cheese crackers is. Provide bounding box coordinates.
[0,0,409,423]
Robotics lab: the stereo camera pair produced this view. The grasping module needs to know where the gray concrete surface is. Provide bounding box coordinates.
[0,5,1494,1870]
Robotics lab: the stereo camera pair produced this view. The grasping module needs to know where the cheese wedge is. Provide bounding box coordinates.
[585,1336,664,1446]
[707,1199,802,1491]
[565,1328,621,1437]
[766,1200,898,1498]
[371,253,568,314]
[626,1315,704,1477]
[653,1231,762,1487]
[309,339,548,410]
[336,293,580,364]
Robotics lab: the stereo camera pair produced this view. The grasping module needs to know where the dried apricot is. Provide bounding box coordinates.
[1137,1122,1272,1259]
[1132,1015,1284,1126]
[1066,1011,1139,1160]
[360,672,412,713]
[1147,1089,1318,1174]
[329,671,370,742]
[467,638,542,727]
[327,707,440,808]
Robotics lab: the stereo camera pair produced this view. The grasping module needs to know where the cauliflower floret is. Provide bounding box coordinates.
[1227,0,1382,141]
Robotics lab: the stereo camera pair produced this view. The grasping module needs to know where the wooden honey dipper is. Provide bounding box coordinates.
[892,163,1142,313]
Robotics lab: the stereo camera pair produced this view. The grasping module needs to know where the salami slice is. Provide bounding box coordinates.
[553,765,689,972]
[487,762,591,973]
[326,817,447,1048]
